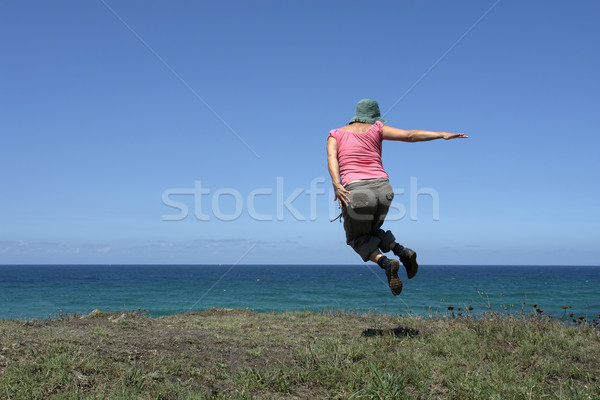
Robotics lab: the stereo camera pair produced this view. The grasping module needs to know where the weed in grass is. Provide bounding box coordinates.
[121,368,147,393]
[245,346,263,357]
[89,327,108,336]
[363,362,406,399]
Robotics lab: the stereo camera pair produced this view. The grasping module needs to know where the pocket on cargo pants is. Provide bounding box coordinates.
[346,188,378,220]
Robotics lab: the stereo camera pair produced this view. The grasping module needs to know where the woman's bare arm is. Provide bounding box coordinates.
[382,125,468,142]
[327,137,350,207]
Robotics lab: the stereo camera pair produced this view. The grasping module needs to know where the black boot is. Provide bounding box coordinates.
[393,245,418,279]
[377,256,402,296]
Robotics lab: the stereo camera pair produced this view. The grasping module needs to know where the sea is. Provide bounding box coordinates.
[0,265,598,321]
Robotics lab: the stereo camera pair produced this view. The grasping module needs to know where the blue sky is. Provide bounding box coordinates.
[1,1,598,265]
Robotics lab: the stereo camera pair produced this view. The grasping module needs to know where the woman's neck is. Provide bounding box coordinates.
[340,122,372,133]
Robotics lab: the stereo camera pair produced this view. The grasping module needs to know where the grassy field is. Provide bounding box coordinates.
[0,308,598,399]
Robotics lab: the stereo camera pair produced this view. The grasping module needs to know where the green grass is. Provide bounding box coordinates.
[0,308,598,399]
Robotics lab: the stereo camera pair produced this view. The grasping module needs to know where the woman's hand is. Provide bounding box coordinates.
[442,132,468,140]
[333,183,350,209]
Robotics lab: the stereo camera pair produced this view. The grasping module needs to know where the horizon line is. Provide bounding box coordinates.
[1,263,599,267]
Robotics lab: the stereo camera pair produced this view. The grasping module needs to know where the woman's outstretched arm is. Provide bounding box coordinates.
[382,125,468,142]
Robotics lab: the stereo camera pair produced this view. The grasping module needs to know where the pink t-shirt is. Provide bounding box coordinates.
[328,121,388,186]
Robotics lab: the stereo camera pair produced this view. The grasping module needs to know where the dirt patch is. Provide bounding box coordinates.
[361,326,419,338]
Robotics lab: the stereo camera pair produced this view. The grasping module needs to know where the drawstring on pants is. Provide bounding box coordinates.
[330,212,343,223]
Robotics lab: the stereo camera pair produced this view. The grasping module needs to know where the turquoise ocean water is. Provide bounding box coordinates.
[0,265,598,320]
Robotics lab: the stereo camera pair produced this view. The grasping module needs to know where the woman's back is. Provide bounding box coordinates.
[328,121,388,186]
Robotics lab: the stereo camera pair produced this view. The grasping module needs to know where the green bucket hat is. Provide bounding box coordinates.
[349,99,387,124]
